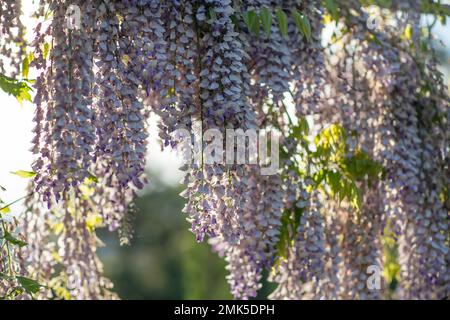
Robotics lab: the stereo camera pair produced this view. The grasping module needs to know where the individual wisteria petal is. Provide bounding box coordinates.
[212,173,283,299]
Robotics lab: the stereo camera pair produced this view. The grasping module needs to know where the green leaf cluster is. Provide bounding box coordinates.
[241,7,311,40]
[311,124,384,210]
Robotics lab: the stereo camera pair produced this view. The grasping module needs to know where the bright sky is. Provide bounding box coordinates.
[0,5,449,216]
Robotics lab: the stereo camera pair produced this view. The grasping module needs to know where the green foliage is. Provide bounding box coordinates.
[43,42,50,60]
[0,203,11,214]
[274,123,384,267]
[323,0,340,22]
[3,231,27,247]
[275,7,288,37]
[314,123,347,161]
[10,170,36,178]
[291,9,311,41]
[0,194,11,214]
[342,150,384,186]
[0,73,33,105]
[239,7,312,40]
[86,172,99,183]
[423,0,450,24]
[311,124,384,210]
[0,214,44,299]
[16,276,45,295]
[273,204,304,266]
[21,52,34,79]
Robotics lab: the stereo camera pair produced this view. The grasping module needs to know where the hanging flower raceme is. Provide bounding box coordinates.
[91,0,155,237]
[210,173,283,299]
[155,0,196,147]
[245,0,292,107]
[317,35,388,300]
[287,0,328,117]
[30,0,152,235]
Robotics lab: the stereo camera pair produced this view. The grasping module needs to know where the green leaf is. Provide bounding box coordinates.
[3,231,27,247]
[291,117,309,141]
[291,9,311,41]
[16,276,43,294]
[16,88,32,105]
[0,74,33,105]
[275,8,288,37]
[342,149,383,183]
[299,117,309,134]
[21,52,34,79]
[350,181,362,210]
[22,57,29,79]
[324,0,340,21]
[230,14,239,26]
[339,180,347,203]
[314,124,347,161]
[313,169,327,186]
[0,194,9,214]
[0,207,11,214]
[326,171,341,197]
[259,7,272,36]
[243,10,260,37]
[43,43,50,60]
[86,172,98,183]
[10,170,36,178]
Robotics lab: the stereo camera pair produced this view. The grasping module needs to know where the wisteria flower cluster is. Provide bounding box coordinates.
[0,0,448,300]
